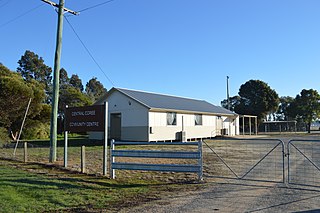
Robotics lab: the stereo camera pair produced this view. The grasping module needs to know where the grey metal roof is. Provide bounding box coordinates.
[115,88,236,116]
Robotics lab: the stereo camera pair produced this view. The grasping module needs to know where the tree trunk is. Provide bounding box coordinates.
[307,121,311,133]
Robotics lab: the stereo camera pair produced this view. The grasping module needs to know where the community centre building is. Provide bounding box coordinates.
[89,87,239,141]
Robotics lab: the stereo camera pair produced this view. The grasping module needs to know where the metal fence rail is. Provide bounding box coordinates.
[288,140,320,187]
[203,138,285,183]
[110,140,203,181]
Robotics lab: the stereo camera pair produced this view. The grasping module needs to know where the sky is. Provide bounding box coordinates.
[1,0,319,105]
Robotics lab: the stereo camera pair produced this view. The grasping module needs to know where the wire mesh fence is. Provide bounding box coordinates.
[0,139,106,175]
[288,140,320,187]
[203,138,285,183]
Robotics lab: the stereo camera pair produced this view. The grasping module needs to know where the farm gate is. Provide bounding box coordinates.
[203,138,285,183]
[288,139,320,187]
[204,138,320,188]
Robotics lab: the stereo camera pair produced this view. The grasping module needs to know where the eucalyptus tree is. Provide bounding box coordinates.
[85,77,107,102]
[287,89,320,133]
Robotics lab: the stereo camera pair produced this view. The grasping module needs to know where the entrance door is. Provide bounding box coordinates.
[110,113,121,140]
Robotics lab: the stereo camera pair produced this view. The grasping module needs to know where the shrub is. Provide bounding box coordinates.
[22,121,50,140]
[0,127,10,147]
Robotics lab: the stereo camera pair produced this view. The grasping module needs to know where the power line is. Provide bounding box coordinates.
[64,16,115,87]
[0,4,44,28]
[0,0,10,9]
[78,0,116,13]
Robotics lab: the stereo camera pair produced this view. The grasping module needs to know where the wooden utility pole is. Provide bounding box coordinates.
[42,0,78,162]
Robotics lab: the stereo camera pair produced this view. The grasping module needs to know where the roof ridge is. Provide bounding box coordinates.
[112,87,236,116]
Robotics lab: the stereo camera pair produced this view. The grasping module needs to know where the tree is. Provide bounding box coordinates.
[59,68,69,86]
[59,85,92,112]
[58,71,91,112]
[0,64,49,139]
[235,80,279,121]
[70,74,84,92]
[276,96,294,121]
[85,77,107,102]
[17,50,52,90]
[221,95,241,112]
[287,89,320,133]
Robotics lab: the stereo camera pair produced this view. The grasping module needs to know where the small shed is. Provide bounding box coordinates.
[90,87,239,141]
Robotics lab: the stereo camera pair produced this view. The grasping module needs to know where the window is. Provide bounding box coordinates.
[195,114,203,125]
[167,112,177,125]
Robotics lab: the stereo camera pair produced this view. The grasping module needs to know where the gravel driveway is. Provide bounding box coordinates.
[120,135,320,213]
[120,179,320,212]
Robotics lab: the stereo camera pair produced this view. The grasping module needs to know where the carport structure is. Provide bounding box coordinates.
[239,115,258,135]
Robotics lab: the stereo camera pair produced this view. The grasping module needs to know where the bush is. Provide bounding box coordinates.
[22,121,50,140]
[0,127,10,147]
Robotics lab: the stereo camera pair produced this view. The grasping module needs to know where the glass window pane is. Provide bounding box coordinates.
[195,114,202,125]
[167,112,177,125]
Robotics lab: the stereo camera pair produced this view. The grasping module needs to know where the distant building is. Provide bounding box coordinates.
[89,87,239,141]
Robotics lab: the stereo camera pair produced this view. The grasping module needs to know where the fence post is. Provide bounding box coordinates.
[103,101,108,176]
[64,130,68,168]
[287,141,291,184]
[64,105,68,168]
[81,146,86,173]
[198,140,203,181]
[110,139,115,179]
[282,140,285,184]
[24,142,28,162]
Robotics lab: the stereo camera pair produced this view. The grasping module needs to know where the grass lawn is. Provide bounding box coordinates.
[0,136,203,213]
[0,160,159,212]
[0,135,242,212]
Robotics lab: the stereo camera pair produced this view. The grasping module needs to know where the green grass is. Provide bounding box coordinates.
[0,159,202,212]
[0,161,155,212]
[0,136,205,212]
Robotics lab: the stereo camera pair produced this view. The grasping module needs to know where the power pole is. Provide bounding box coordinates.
[227,76,230,110]
[42,0,78,162]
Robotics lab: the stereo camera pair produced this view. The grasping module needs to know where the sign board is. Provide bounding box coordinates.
[65,105,105,132]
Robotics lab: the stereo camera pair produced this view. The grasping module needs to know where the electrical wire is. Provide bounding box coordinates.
[78,0,116,13]
[0,4,44,28]
[64,16,116,87]
[0,0,10,9]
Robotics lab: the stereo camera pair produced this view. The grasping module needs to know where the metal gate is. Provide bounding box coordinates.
[288,140,320,187]
[204,138,285,183]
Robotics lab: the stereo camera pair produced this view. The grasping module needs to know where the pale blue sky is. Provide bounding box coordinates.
[1,0,319,105]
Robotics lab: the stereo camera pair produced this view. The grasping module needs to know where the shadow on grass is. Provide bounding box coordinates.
[0,173,149,191]
[0,160,155,190]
